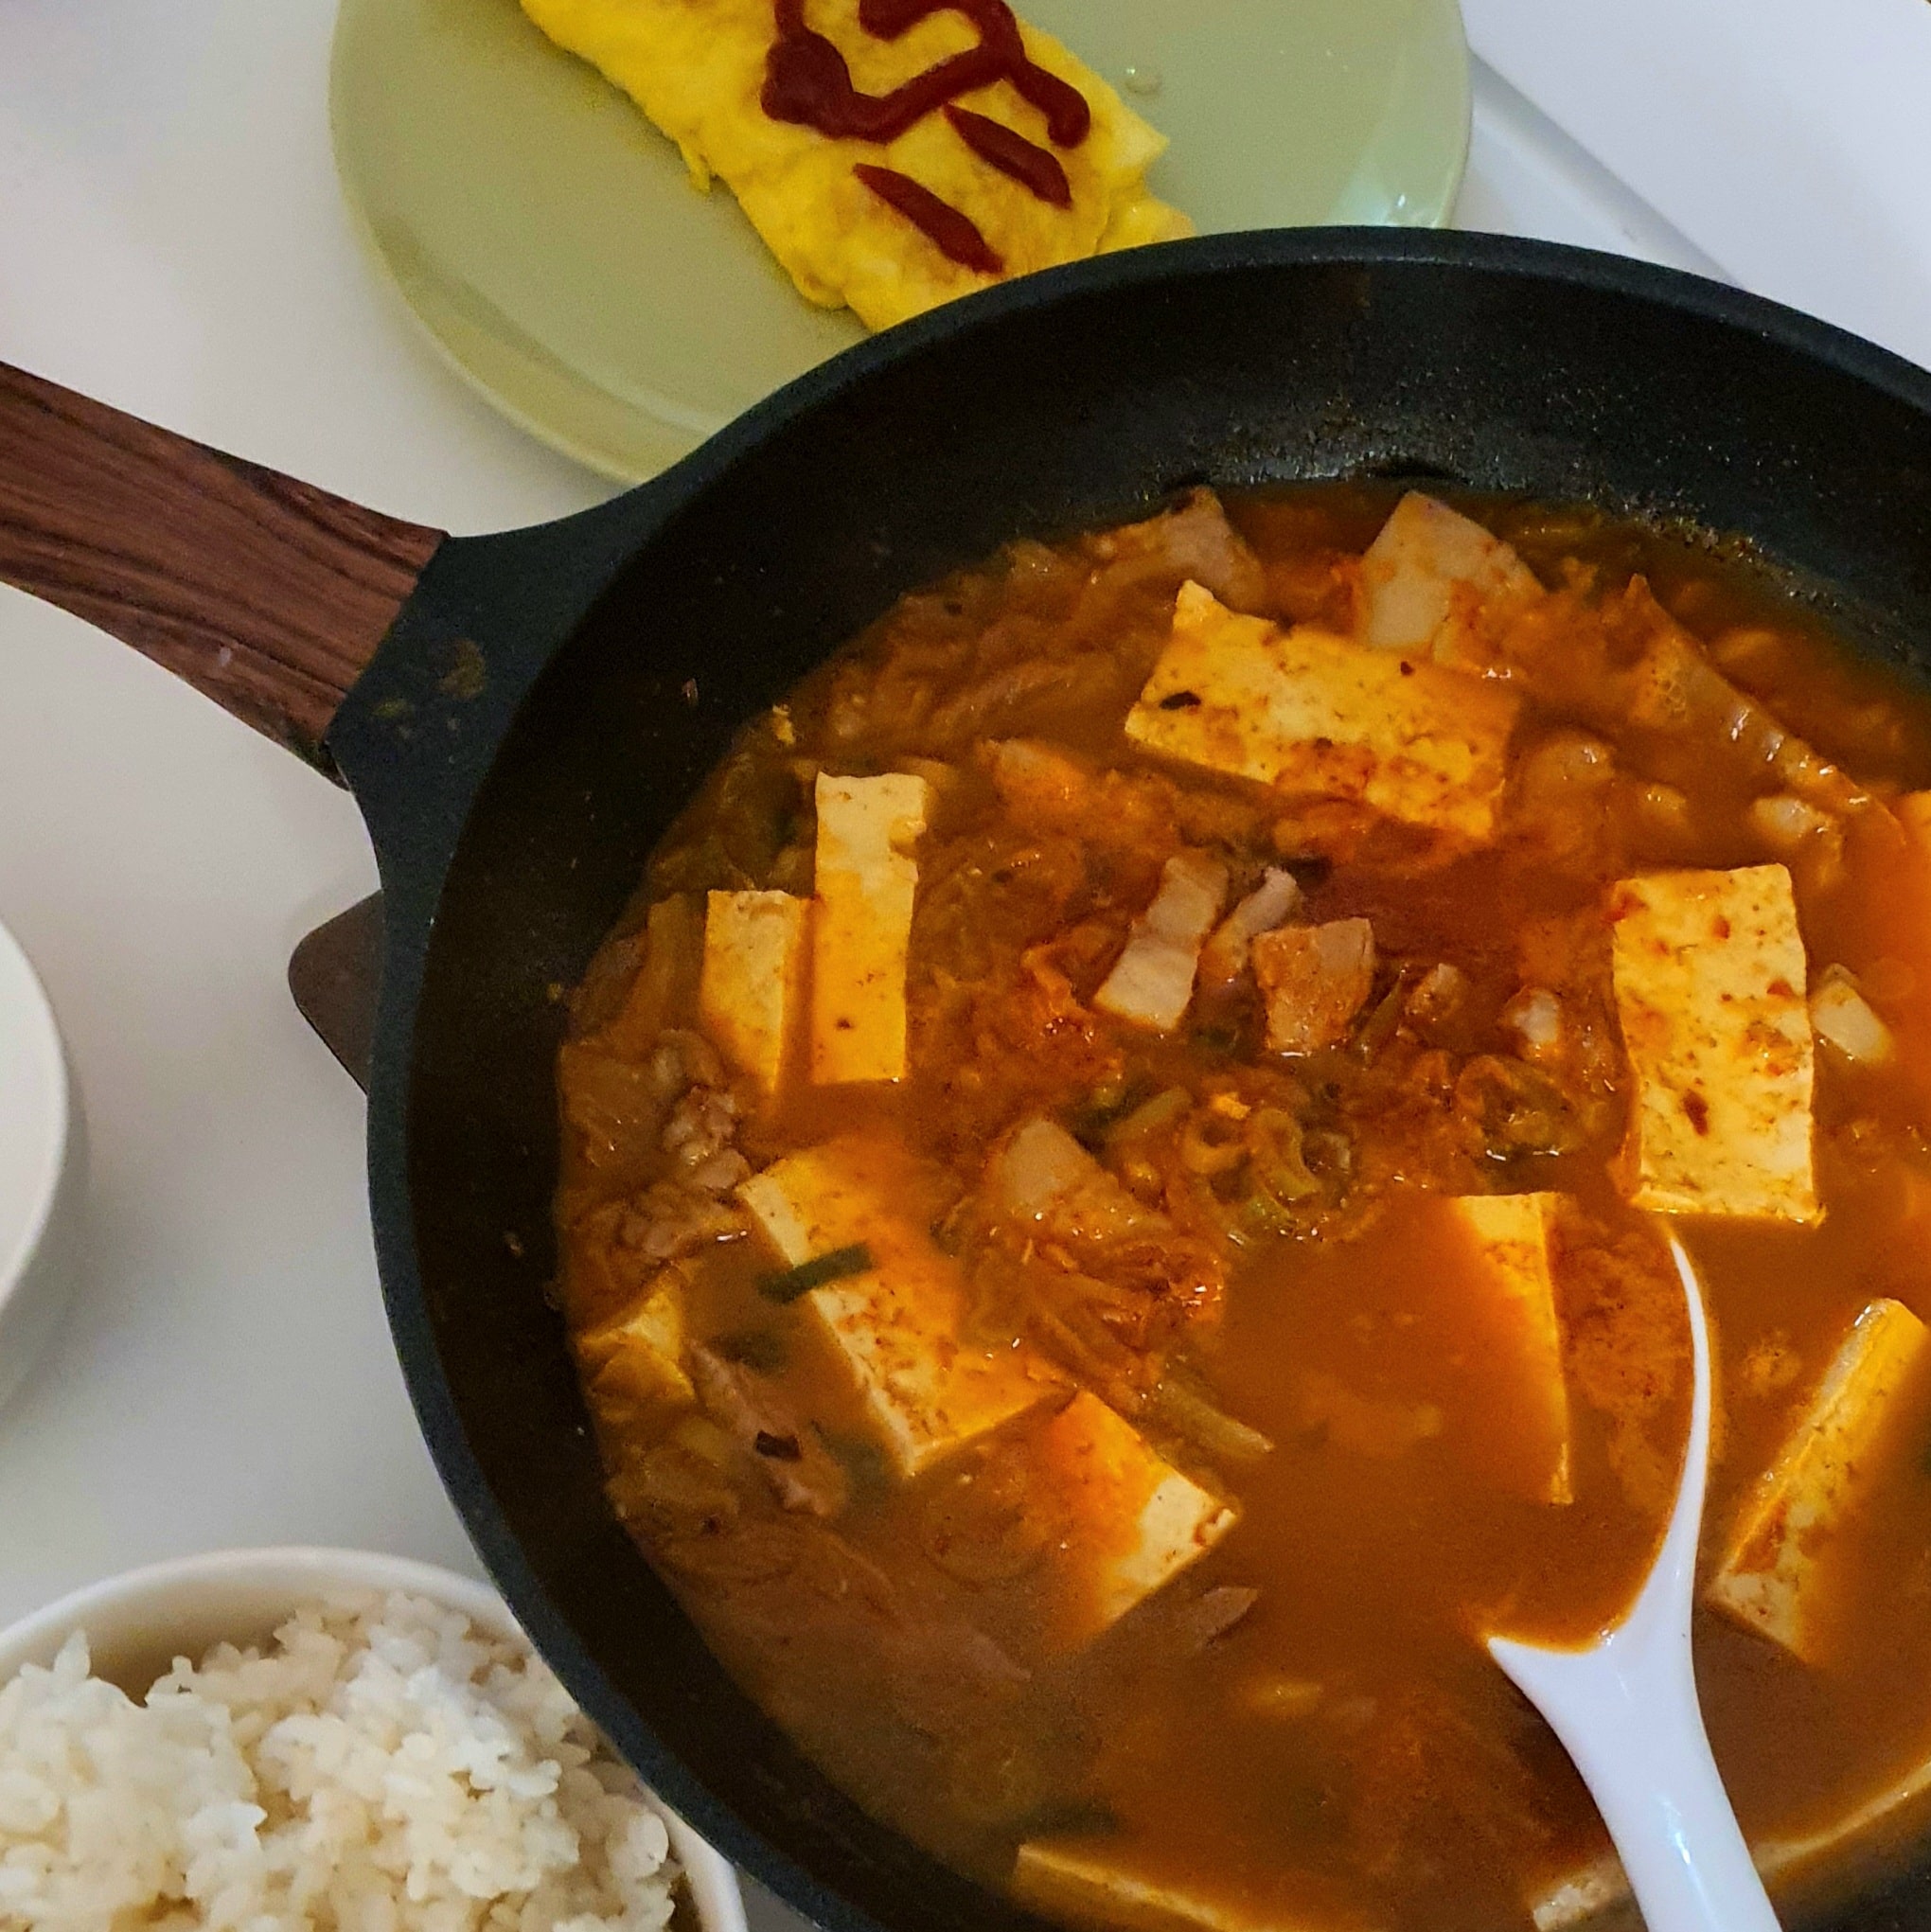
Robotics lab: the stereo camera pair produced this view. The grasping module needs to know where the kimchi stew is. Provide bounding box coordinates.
[553,486,1931,1932]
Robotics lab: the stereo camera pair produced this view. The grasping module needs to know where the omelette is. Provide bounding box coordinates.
[519,0,1193,330]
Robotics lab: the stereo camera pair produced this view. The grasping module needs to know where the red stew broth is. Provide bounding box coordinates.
[555,486,1931,1931]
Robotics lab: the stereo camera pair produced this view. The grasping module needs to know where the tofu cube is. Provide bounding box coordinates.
[700,890,807,1098]
[1708,1296,1930,1661]
[1094,851,1228,1032]
[811,772,930,1086]
[1125,582,1521,848]
[1357,491,1542,665]
[1444,1194,1572,1505]
[1609,865,1818,1222]
[1036,1390,1238,1646]
[576,1271,695,1428]
[1251,918,1376,1054]
[1016,1835,1363,1932]
[737,1139,1060,1476]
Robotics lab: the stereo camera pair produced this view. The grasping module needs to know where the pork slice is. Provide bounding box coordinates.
[1199,868,1302,987]
[688,1345,851,1518]
[1093,851,1229,1033]
[1252,918,1377,1054]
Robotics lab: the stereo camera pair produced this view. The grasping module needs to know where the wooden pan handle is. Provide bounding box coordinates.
[0,361,446,770]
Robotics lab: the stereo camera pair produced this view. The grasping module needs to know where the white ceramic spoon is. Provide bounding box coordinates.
[1488,1234,1781,1932]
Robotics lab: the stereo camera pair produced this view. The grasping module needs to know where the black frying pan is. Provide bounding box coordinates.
[8,229,1931,1932]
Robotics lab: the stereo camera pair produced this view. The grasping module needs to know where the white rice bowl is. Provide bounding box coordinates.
[0,1589,682,1932]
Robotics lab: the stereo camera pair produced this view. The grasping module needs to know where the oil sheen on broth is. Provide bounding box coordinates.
[554,486,1931,1932]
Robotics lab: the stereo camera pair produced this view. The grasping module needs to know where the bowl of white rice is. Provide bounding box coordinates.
[0,1546,747,1932]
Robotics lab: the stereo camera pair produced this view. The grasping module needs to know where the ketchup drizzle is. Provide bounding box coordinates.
[764,0,1090,150]
[763,0,1090,282]
[854,164,1004,273]
[942,104,1069,206]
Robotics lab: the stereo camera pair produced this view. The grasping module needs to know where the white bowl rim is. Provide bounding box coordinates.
[0,1545,748,1932]
[0,913,69,1303]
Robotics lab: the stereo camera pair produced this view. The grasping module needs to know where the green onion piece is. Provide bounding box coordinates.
[1107,1086,1192,1145]
[757,1242,874,1304]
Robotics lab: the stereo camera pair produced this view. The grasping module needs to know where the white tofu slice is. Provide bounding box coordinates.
[1200,869,1302,986]
[1036,1390,1239,1646]
[810,772,930,1086]
[1445,1194,1572,1505]
[1016,1836,1365,1932]
[1125,583,1520,848]
[1095,851,1229,1032]
[700,890,807,1098]
[1251,918,1376,1055]
[1708,1297,1930,1661]
[1356,492,1542,664]
[1608,864,1819,1223]
[576,1272,695,1426]
[736,1139,1060,1477]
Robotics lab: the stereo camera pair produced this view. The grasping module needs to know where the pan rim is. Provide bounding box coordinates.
[357,226,1931,1932]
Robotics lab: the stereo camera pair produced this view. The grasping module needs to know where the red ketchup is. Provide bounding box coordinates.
[855,166,1004,273]
[763,0,1090,275]
[944,104,1071,207]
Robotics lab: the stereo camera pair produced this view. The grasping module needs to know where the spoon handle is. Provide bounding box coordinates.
[1589,1701,1780,1932]
[1490,1235,1781,1931]
[1494,1631,1780,1932]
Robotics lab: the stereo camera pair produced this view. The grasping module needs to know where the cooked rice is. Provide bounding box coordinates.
[0,1590,682,1932]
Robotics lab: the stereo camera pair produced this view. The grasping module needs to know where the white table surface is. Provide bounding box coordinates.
[1464,0,1931,376]
[0,2,1718,1912]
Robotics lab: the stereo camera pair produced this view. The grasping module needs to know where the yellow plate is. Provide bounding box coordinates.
[330,0,1470,482]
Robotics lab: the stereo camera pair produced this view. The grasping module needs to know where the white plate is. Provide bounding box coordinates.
[330,0,1473,481]
[0,914,80,1418]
